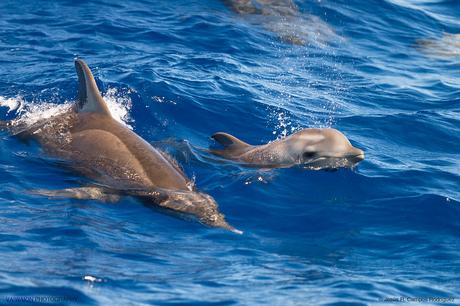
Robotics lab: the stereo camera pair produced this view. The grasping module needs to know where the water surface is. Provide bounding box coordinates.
[0,0,459,304]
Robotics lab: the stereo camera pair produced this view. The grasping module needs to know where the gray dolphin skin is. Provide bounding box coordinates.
[416,33,460,58]
[223,0,298,16]
[222,0,337,46]
[210,129,365,169]
[1,59,240,234]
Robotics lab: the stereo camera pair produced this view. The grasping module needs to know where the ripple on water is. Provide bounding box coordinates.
[0,0,459,304]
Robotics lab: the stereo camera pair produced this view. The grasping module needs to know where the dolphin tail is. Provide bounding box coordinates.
[74,59,112,116]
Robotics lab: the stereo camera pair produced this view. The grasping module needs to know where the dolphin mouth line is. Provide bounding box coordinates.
[327,153,365,161]
[302,153,364,167]
[349,153,365,162]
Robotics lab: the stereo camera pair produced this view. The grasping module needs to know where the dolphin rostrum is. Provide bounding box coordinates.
[210,129,364,169]
[1,59,240,234]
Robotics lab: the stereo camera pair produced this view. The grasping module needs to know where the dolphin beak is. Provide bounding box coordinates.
[213,217,243,235]
[219,221,243,235]
[228,226,244,235]
[202,210,243,235]
[352,148,365,162]
[344,148,364,164]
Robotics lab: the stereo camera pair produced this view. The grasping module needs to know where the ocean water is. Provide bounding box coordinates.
[0,0,459,305]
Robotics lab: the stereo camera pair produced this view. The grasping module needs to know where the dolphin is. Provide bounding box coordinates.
[0,59,240,234]
[222,0,338,46]
[223,0,298,16]
[416,33,460,58]
[210,128,364,169]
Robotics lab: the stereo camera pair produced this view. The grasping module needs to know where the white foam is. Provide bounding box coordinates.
[0,87,133,128]
[0,95,72,125]
[0,95,25,114]
[102,87,134,128]
[83,275,102,283]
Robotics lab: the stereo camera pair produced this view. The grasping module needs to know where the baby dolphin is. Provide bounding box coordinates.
[0,59,240,233]
[210,128,364,169]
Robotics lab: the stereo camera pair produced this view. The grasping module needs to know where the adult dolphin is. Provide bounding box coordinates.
[221,0,337,46]
[417,33,460,58]
[0,59,240,234]
[223,0,298,16]
[210,129,364,169]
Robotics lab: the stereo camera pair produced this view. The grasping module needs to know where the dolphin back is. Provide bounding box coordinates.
[74,59,111,116]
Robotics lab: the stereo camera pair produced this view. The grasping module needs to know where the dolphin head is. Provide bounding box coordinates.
[147,189,242,234]
[289,128,364,169]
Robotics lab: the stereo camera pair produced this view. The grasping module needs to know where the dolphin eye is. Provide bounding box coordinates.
[303,152,316,159]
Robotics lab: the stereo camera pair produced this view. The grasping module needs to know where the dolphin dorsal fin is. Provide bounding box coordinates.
[74,59,111,116]
[212,132,251,151]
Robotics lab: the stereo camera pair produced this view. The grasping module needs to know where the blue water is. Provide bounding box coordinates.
[0,0,459,305]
